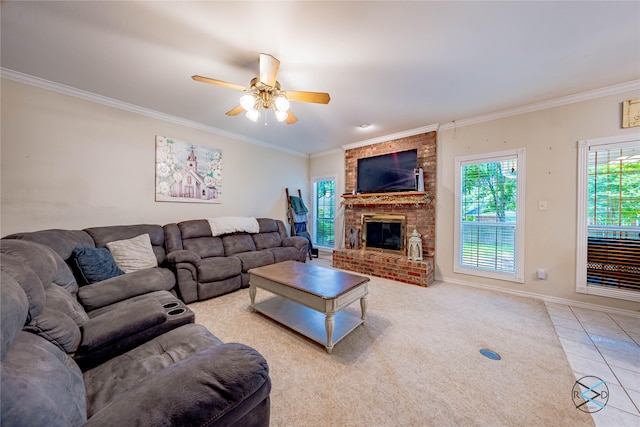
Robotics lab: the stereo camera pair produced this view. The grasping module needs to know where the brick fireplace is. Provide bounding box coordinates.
[333,131,436,286]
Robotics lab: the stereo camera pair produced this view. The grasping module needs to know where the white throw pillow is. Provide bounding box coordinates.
[106,234,158,273]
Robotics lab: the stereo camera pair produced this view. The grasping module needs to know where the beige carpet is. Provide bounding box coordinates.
[189,266,594,426]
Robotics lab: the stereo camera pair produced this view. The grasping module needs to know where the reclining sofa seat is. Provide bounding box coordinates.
[0,242,272,426]
[164,218,308,303]
[2,225,193,370]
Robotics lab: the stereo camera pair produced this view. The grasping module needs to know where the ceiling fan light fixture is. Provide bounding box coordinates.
[275,110,288,122]
[240,93,256,111]
[274,95,290,112]
[245,109,260,122]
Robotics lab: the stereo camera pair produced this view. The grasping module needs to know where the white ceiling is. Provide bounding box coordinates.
[2,1,639,156]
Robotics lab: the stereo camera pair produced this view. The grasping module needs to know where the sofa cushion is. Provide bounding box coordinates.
[177,219,212,239]
[85,224,166,265]
[0,239,58,291]
[0,332,87,426]
[197,256,242,282]
[79,299,166,353]
[252,231,282,250]
[222,234,257,256]
[71,247,125,286]
[268,246,303,263]
[233,251,275,272]
[257,218,279,233]
[183,236,225,258]
[1,273,29,361]
[83,323,223,417]
[0,254,46,322]
[77,268,176,311]
[106,234,158,273]
[24,307,81,353]
[45,285,90,327]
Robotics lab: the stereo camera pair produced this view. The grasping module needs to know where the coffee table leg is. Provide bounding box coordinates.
[360,295,368,322]
[325,313,335,354]
[249,284,256,312]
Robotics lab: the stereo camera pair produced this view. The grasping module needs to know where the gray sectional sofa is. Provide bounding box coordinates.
[164,218,308,302]
[0,238,271,426]
[0,218,293,426]
[3,224,192,369]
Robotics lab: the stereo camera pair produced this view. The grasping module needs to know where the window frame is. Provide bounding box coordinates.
[311,175,337,249]
[454,148,526,283]
[576,134,640,302]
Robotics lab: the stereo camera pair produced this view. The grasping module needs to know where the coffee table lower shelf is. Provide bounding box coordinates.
[252,296,364,353]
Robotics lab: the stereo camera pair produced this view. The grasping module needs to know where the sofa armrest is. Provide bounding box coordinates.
[77,268,175,311]
[282,236,308,251]
[283,236,309,262]
[84,343,271,427]
[166,249,201,266]
[79,299,166,353]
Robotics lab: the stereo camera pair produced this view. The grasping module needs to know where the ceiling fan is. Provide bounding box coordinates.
[192,53,330,124]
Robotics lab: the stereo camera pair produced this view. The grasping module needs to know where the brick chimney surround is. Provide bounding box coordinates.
[333,131,436,286]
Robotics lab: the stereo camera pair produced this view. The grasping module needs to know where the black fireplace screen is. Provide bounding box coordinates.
[365,222,403,251]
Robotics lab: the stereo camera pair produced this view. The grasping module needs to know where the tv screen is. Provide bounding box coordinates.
[357,149,418,193]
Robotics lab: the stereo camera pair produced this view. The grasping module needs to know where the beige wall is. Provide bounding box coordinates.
[437,90,640,312]
[0,79,308,235]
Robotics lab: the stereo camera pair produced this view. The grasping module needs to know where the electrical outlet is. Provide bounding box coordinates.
[538,201,547,211]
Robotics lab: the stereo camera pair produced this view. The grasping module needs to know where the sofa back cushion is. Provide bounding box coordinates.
[184,237,225,258]
[45,285,90,327]
[170,220,226,258]
[0,254,46,323]
[84,224,166,265]
[257,218,280,233]
[24,307,82,353]
[3,229,94,261]
[1,273,28,361]
[1,272,87,426]
[252,232,282,250]
[222,234,257,256]
[1,332,87,427]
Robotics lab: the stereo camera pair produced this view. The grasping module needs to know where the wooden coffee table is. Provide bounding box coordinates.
[248,260,369,353]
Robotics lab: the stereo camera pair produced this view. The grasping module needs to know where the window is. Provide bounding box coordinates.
[454,149,526,283]
[577,136,640,302]
[312,177,336,248]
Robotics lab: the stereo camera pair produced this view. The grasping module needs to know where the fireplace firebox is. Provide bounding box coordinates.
[361,214,407,254]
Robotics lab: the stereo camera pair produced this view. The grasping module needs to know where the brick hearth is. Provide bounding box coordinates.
[333,131,436,287]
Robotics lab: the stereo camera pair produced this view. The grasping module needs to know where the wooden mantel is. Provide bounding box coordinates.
[341,191,433,208]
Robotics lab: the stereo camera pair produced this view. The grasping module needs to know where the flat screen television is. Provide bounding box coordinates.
[357,149,418,193]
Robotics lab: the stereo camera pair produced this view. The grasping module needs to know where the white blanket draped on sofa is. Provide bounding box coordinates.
[207,217,260,237]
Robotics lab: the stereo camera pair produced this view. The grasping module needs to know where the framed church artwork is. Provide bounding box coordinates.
[155,135,223,203]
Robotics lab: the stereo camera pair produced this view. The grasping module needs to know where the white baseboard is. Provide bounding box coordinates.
[436,275,640,319]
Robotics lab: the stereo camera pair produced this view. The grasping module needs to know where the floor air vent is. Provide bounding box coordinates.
[479,349,501,360]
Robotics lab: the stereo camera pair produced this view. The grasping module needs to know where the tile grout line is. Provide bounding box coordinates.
[567,305,640,418]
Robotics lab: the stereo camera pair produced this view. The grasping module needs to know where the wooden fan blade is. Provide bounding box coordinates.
[285,110,298,124]
[226,105,244,116]
[192,75,246,91]
[286,90,331,104]
[259,53,280,87]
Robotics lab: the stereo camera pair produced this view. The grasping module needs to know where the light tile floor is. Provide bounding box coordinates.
[545,302,640,427]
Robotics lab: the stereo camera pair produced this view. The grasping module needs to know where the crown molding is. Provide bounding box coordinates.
[0,68,308,158]
[439,80,640,130]
[310,148,344,159]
